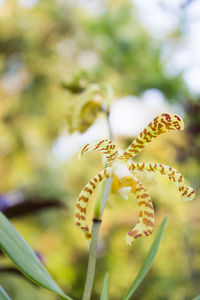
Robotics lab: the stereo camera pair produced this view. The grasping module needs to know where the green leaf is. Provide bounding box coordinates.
[122,215,169,300]
[192,296,200,300]
[100,273,109,300]
[0,286,12,300]
[0,212,73,300]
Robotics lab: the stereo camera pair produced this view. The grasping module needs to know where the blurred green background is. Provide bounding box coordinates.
[0,0,200,299]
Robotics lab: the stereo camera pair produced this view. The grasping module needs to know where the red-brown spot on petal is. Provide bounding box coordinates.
[128,229,138,237]
[82,226,89,232]
[143,218,154,227]
[141,193,149,199]
[144,211,154,218]
[138,201,153,209]
[174,115,181,121]
[134,233,143,239]
[76,204,86,214]
[79,196,89,202]
[188,190,195,197]
[98,174,102,181]
[75,213,85,221]
[178,176,183,183]
[82,144,89,154]
[139,211,143,217]
[84,187,92,194]
[89,181,95,188]
[93,140,105,150]
[136,187,144,192]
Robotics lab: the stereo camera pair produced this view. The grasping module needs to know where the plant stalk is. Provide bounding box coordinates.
[82,89,113,300]
[82,178,112,300]
[82,219,101,300]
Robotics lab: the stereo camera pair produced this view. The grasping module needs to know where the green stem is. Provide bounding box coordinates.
[100,177,112,215]
[106,113,113,141]
[82,220,101,300]
[94,180,106,219]
[82,88,113,300]
[82,178,112,300]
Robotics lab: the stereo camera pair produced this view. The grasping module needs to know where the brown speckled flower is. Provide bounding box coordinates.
[75,113,195,245]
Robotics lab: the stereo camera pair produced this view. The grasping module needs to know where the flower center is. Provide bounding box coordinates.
[111,162,137,199]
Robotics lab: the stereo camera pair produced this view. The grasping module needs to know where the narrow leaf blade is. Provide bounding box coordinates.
[0,212,72,300]
[100,273,109,300]
[192,296,200,300]
[122,215,168,300]
[0,286,12,300]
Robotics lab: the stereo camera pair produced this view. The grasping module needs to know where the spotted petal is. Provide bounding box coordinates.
[79,139,119,165]
[75,168,112,239]
[129,162,195,201]
[126,178,154,245]
[119,113,184,160]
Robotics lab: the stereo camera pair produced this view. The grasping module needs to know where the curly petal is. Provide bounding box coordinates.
[75,168,112,239]
[119,113,184,160]
[129,162,195,201]
[79,139,119,165]
[126,178,154,245]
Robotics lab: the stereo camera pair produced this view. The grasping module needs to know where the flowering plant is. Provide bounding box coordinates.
[75,113,195,245]
[0,110,196,300]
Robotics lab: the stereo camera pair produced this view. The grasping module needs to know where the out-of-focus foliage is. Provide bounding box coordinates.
[0,285,11,300]
[0,0,199,300]
[122,216,168,300]
[100,272,109,300]
[0,212,71,300]
[82,2,187,100]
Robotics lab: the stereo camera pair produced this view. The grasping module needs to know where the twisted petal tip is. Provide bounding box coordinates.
[126,233,135,246]
[182,187,195,201]
[161,113,184,131]
[79,143,89,160]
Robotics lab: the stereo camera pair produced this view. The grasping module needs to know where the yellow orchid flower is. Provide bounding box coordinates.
[66,84,107,133]
[75,113,195,245]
